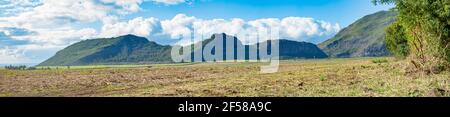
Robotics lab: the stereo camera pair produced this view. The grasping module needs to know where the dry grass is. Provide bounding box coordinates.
[0,57,449,97]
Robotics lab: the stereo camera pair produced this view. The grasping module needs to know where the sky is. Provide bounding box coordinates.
[0,0,393,65]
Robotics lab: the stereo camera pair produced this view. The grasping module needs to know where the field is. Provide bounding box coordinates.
[0,57,449,97]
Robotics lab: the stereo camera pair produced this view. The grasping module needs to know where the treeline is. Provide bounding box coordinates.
[2,65,73,70]
[4,65,29,70]
[374,0,449,74]
[3,65,54,70]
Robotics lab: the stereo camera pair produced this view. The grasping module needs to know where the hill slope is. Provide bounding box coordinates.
[38,35,172,66]
[318,11,397,57]
[39,33,328,66]
[265,39,328,59]
[189,33,328,61]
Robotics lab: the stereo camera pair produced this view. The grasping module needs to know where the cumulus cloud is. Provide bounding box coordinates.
[0,27,72,64]
[0,27,95,64]
[0,44,65,64]
[100,0,144,14]
[159,14,341,45]
[160,14,197,39]
[100,17,160,38]
[0,0,43,16]
[0,0,195,64]
[0,29,30,49]
[0,1,340,64]
[0,0,148,37]
[16,28,98,45]
[151,0,188,5]
[1,0,122,29]
[0,27,36,37]
[0,46,32,64]
[0,0,149,64]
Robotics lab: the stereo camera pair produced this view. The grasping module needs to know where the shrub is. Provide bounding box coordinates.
[374,0,450,73]
[320,75,327,81]
[372,58,389,63]
[385,22,409,58]
[27,67,37,70]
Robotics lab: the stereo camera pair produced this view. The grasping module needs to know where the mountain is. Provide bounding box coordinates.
[318,11,397,57]
[188,33,328,61]
[39,33,327,66]
[263,39,328,59]
[254,39,328,59]
[38,34,172,66]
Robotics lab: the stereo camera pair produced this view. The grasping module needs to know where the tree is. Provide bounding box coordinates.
[374,0,450,73]
[385,22,409,58]
[372,0,395,5]
[4,65,27,70]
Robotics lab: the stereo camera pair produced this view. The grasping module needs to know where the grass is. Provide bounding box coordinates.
[0,57,449,97]
[319,75,327,81]
[35,63,198,70]
[371,58,389,63]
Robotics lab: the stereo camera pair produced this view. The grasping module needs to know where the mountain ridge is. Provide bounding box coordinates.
[39,33,328,66]
[318,10,397,57]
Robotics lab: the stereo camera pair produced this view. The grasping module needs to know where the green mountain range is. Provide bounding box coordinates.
[38,34,172,66]
[39,11,397,66]
[318,11,397,57]
[39,33,327,66]
[187,33,328,61]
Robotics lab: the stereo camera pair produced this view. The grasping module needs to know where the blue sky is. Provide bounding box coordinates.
[0,0,393,65]
[131,0,393,27]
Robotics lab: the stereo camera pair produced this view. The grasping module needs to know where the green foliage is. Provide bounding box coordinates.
[27,67,37,70]
[4,65,27,70]
[371,58,389,63]
[372,0,396,5]
[385,22,409,57]
[374,0,450,72]
[320,75,327,81]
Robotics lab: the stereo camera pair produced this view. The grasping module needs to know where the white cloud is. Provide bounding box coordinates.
[0,0,146,64]
[0,44,65,64]
[160,14,197,39]
[99,17,160,38]
[0,0,43,16]
[159,14,341,45]
[151,0,187,5]
[0,26,96,64]
[100,0,144,14]
[0,0,192,64]
[1,0,121,29]
[16,28,98,45]
[0,0,341,64]
[193,18,246,37]
[0,46,33,64]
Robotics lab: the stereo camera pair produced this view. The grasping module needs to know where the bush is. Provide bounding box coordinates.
[385,22,409,58]
[372,58,389,63]
[374,0,450,73]
[27,67,37,70]
[4,65,27,70]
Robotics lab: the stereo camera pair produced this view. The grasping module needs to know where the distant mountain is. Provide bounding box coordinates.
[39,33,327,66]
[38,34,172,66]
[256,39,328,59]
[318,11,397,57]
[187,33,328,61]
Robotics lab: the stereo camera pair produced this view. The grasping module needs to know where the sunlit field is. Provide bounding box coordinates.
[1,57,449,97]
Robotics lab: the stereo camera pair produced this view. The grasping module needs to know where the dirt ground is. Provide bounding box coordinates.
[1,58,449,97]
